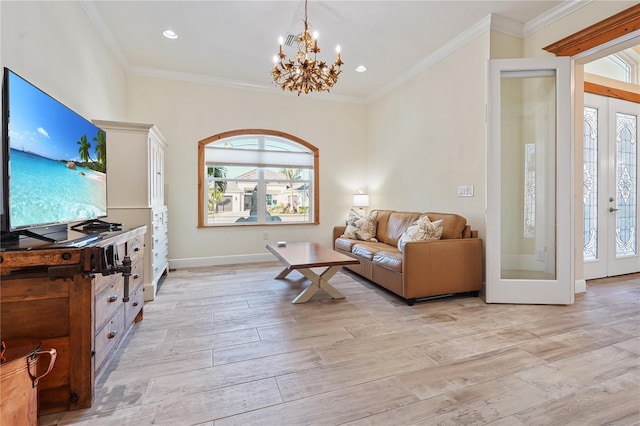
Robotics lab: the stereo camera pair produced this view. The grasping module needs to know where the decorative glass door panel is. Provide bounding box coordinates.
[487,58,573,304]
[615,111,637,258]
[583,94,639,279]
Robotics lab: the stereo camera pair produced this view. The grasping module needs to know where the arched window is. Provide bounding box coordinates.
[198,129,319,226]
[585,50,638,84]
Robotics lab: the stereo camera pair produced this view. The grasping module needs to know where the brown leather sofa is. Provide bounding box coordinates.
[333,210,483,305]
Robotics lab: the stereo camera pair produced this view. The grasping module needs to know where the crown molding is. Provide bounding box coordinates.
[524,0,592,37]
[79,1,130,71]
[490,14,524,38]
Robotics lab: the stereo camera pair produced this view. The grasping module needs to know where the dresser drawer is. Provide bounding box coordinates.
[94,270,120,295]
[127,234,145,264]
[130,260,144,289]
[95,276,124,331]
[125,281,144,325]
[94,309,124,373]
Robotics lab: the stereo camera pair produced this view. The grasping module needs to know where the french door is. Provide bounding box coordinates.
[486,57,574,304]
[583,93,640,279]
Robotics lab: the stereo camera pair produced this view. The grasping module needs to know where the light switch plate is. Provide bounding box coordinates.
[458,185,474,197]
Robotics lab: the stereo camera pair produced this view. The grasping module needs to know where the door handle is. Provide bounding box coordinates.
[609,207,619,212]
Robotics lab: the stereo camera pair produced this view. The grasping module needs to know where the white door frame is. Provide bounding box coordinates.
[584,94,640,279]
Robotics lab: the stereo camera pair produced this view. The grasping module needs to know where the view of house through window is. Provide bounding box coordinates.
[198,130,319,226]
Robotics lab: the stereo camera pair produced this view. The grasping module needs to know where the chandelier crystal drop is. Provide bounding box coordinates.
[271,0,343,95]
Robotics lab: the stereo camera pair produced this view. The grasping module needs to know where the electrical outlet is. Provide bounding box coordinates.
[457,185,474,197]
[536,250,545,262]
[263,231,269,240]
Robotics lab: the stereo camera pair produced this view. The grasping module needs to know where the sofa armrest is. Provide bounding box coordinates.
[403,238,483,298]
[333,226,346,248]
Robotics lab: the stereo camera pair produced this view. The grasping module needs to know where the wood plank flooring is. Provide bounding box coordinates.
[40,264,640,426]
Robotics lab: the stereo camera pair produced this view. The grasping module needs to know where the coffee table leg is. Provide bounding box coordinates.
[275,267,293,279]
[293,266,345,304]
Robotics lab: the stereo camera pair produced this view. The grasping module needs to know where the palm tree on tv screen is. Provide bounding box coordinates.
[77,134,92,164]
[93,130,107,173]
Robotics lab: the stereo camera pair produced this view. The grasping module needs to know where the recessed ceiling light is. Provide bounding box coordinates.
[163,30,178,40]
[355,65,367,73]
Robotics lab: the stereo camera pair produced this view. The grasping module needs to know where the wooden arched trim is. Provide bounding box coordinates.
[197,129,320,227]
[543,4,640,57]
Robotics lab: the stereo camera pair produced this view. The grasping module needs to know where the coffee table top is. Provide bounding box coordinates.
[266,241,359,269]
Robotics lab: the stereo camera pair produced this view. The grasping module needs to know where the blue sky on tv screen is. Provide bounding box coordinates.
[8,70,101,162]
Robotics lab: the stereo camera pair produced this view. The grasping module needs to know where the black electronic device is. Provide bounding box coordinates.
[1,67,107,245]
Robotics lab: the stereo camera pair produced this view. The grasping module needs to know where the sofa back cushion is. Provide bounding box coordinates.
[371,210,394,243]
[369,210,468,243]
[424,212,467,239]
[382,212,421,246]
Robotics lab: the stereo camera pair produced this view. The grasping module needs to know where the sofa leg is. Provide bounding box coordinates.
[407,298,416,306]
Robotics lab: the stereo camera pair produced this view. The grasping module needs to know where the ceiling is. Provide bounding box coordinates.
[81,0,595,102]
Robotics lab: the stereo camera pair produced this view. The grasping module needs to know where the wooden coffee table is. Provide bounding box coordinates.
[266,241,360,304]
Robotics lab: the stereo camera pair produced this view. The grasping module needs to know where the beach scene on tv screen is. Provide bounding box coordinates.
[8,71,107,229]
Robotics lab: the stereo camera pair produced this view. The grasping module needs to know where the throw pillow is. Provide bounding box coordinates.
[397,216,443,252]
[342,209,378,241]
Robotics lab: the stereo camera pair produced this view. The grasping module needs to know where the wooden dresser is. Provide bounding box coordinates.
[0,226,146,415]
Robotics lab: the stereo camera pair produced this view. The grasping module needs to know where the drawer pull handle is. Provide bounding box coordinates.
[133,302,139,307]
[133,273,140,279]
[107,330,118,339]
[107,294,118,303]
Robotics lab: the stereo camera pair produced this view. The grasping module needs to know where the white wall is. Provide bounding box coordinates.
[366,33,490,240]
[123,75,367,265]
[0,1,126,121]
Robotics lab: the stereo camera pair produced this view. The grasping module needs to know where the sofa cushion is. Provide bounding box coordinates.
[397,217,444,252]
[342,209,378,241]
[335,237,357,252]
[351,241,391,260]
[383,212,422,247]
[373,250,403,272]
[424,212,467,239]
[370,210,394,243]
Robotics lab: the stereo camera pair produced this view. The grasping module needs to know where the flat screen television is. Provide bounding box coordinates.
[1,68,107,242]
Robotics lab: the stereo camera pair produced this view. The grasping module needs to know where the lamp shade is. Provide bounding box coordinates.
[352,194,370,208]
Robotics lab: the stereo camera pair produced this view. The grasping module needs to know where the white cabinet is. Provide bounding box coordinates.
[93,120,169,301]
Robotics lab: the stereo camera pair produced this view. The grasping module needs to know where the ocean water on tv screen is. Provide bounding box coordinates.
[9,148,107,228]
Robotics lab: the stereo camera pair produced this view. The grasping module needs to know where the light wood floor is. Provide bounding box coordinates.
[40,263,640,426]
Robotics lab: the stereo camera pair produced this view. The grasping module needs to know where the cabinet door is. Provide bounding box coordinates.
[149,135,165,207]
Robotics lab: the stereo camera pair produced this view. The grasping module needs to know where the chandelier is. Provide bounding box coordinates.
[272,0,343,95]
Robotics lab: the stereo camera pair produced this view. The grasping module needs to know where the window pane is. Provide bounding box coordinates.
[500,71,557,280]
[266,181,311,222]
[583,106,598,261]
[264,137,310,152]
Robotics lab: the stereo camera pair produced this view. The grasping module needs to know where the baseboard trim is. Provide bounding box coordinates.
[169,253,276,269]
[575,279,586,294]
